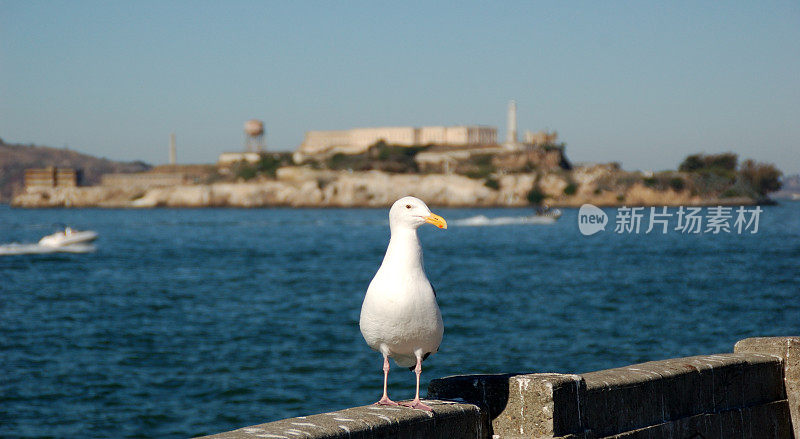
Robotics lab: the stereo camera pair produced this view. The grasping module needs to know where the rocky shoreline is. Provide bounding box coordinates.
[12,166,756,208]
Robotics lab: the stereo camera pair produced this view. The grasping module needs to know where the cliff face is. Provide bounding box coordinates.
[11,166,755,208]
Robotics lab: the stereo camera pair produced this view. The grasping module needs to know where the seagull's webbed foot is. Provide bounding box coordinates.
[401,353,433,411]
[374,396,399,406]
[400,398,432,411]
[375,355,398,406]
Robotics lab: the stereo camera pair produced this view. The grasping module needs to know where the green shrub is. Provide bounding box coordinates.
[236,165,257,181]
[679,155,704,172]
[484,178,500,190]
[678,153,738,176]
[542,142,566,152]
[669,177,685,191]
[527,187,546,205]
[470,154,494,167]
[721,188,742,198]
[324,141,428,173]
[327,153,351,170]
[374,141,427,168]
[739,159,782,196]
[255,155,282,177]
[688,171,737,196]
[643,177,657,187]
[465,167,494,179]
[706,153,738,171]
[462,156,496,179]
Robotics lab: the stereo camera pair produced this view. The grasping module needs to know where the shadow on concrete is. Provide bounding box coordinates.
[427,373,526,435]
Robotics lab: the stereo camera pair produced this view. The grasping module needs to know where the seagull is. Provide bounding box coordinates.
[359,196,447,411]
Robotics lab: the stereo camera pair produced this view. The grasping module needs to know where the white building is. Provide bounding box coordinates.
[295,125,497,160]
[218,152,261,165]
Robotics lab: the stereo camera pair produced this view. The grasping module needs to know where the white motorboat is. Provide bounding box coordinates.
[534,206,562,220]
[38,227,98,247]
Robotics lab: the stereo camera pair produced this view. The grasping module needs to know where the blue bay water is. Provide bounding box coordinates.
[1,203,798,438]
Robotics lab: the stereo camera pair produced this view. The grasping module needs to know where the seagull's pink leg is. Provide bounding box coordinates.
[400,355,432,411]
[375,355,398,406]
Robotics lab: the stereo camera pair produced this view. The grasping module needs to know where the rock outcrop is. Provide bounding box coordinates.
[12,165,756,208]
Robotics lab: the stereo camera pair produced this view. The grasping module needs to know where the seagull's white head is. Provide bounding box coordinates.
[389,196,447,232]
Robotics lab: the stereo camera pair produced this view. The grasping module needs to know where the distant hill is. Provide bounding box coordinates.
[0,139,151,202]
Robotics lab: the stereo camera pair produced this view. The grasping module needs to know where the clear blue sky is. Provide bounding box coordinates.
[2,1,798,173]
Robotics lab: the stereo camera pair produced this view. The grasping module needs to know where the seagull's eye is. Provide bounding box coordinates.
[405,204,412,209]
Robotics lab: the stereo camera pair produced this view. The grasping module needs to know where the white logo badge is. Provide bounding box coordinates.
[578,204,608,236]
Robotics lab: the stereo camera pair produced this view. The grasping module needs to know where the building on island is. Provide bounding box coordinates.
[502,100,558,150]
[218,119,267,165]
[523,129,558,146]
[100,171,189,188]
[294,125,497,163]
[24,167,81,189]
[101,165,214,189]
[218,152,261,165]
[292,102,563,172]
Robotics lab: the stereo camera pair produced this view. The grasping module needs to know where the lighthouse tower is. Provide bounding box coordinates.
[504,100,521,149]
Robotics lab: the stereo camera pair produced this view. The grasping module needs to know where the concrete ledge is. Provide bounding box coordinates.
[429,350,793,438]
[427,373,586,438]
[580,353,785,436]
[735,336,800,438]
[201,336,799,439]
[196,400,484,439]
[605,400,792,439]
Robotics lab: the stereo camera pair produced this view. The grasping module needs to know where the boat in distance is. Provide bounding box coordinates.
[535,205,562,220]
[39,227,98,247]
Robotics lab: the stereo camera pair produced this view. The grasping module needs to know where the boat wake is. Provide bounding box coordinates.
[0,243,97,255]
[452,215,558,227]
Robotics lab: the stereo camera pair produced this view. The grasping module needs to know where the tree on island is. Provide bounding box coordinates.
[739,159,782,196]
[678,152,782,200]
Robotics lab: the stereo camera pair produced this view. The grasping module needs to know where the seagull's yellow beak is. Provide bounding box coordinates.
[424,213,447,229]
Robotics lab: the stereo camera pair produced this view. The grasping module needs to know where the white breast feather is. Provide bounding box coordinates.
[360,264,443,367]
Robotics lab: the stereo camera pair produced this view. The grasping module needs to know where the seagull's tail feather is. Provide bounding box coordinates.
[398,352,431,370]
[393,354,417,368]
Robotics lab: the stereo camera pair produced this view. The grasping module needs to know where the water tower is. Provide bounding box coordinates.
[244,119,266,152]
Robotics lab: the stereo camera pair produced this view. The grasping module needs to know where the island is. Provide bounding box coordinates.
[7,135,782,208]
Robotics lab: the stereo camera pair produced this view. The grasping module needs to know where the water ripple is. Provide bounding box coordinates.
[0,204,798,437]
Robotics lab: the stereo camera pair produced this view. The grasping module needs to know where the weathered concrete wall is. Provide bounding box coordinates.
[735,336,800,438]
[196,401,485,439]
[199,337,799,439]
[429,353,793,438]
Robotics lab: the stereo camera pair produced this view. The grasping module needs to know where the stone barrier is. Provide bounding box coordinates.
[199,336,798,439]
